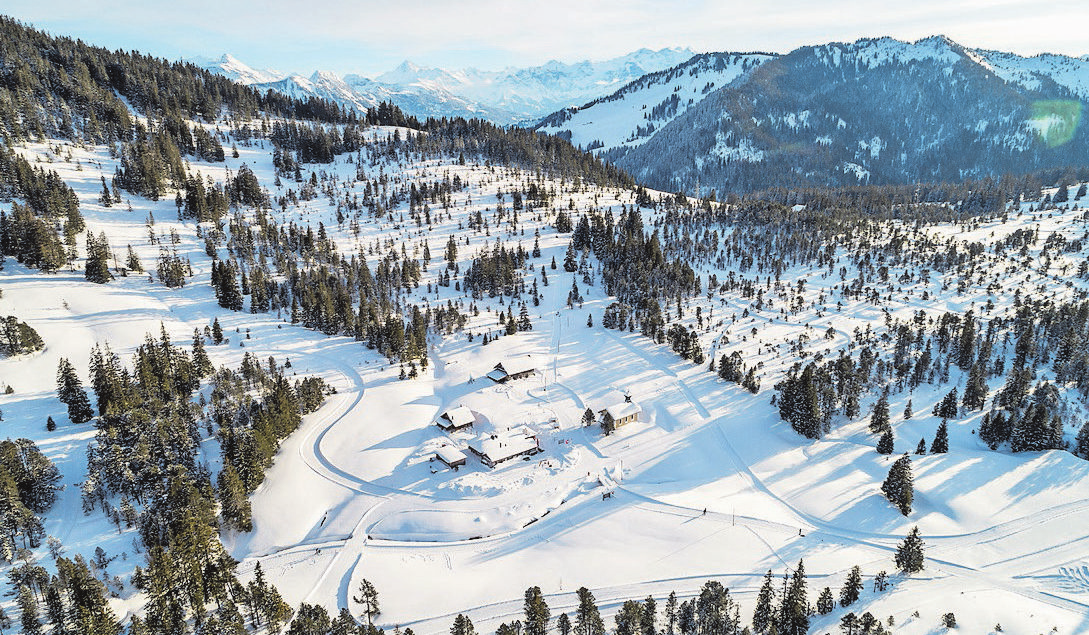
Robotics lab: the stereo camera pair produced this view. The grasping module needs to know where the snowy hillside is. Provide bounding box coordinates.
[7,18,1089,635]
[973,49,1089,100]
[5,110,1089,634]
[536,52,773,153]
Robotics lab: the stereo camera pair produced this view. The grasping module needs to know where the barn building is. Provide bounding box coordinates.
[434,445,468,469]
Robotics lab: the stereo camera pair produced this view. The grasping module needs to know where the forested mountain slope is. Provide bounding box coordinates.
[541,36,1089,194]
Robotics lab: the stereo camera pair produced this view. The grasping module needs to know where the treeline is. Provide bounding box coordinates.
[567,205,698,347]
[771,296,1089,461]
[212,352,331,531]
[0,16,351,145]
[744,166,1089,218]
[207,198,459,366]
[0,143,83,271]
[0,314,44,356]
[394,536,926,635]
[0,437,59,560]
[47,324,329,633]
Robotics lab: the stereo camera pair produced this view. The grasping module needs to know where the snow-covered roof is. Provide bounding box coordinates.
[486,368,509,382]
[497,355,538,376]
[440,406,475,428]
[469,431,538,463]
[602,400,641,420]
[435,445,468,465]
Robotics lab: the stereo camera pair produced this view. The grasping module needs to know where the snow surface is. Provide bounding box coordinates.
[3,121,1089,635]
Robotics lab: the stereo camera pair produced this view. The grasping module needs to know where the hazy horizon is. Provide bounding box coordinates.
[5,0,1087,78]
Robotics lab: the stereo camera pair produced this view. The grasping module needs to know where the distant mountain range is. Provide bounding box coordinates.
[196,37,1089,193]
[538,36,1089,193]
[192,48,695,124]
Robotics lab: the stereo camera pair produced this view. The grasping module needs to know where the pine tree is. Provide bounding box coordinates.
[518,304,533,332]
[451,614,477,635]
[1011,402,1064,452]
[840,565,863,607]
[956,311,976,370]
[523,586,550,635]
[557,614,571,635]
[212,318,224,344]
[445,235,458,269]
[55,358,93,424]
[99,176,112,207]
[780,560,808,635]
[84,232,113,284]
[574,587,605,635]
[752,570,775,634]
[930,419,949,454]
[962,362,988,411]
[217,464,252,532]
[1075,421,1089,459]
[664,592,677,635]
[903,399,913,419]
[915,438,927,455]
[45,416,55,432]
[44,585,66,635]
[640,596,656,635]
[881,454,914,516]
[932,388,958,419]
[614,601,643,635]
[214,261,244,311]
[563,243,578,272]
[876,429,894,454]
[816,587,834,615]
[18,585,41,635]
[979,410,1012,449]
[601,412,615,436]
[894,526,925,573]
[192,329,213,377]
[869,391,890,433]
[125,245,142,272]
[352,579,380,624]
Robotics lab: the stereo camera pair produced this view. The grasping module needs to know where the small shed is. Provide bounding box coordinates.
[436,406,476,432]
[599,399,641,428]
[467,429,541,468]
[435,445,468,469]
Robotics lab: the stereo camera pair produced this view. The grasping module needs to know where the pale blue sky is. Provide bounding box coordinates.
[5,0,1087,76]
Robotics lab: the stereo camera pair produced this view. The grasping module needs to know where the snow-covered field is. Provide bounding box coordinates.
[3,127,1089,635]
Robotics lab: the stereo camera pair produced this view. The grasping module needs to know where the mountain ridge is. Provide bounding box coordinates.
[537,35,1089,193]
[194,47,695,124]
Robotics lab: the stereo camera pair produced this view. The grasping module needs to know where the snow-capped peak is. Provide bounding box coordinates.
[191,53,283,85]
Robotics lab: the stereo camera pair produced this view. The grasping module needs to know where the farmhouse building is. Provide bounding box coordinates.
[436,406,476,432]
[467,429,541,468]
[486,357,538,383]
